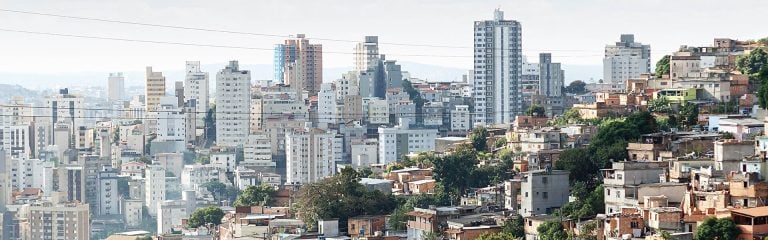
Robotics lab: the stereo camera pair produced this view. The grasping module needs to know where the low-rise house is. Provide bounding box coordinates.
[728,172,768,208]
[519,169,569,217]
[445,214,503,240]
[719,117,763,141]
[715,139,755,172]
[731,206,768,240]
[647,207,683,232]
[409,179,436,195]
[603,209,646,240]
[360,178,394,194]
[348,215,386,238]
[407,206,476,240]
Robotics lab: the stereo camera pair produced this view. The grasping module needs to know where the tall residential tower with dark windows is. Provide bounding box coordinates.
[473,9,523,125]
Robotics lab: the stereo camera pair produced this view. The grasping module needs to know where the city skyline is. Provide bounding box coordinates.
[1,0,766,80]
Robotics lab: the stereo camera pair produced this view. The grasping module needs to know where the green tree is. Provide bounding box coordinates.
[537,220,568,240]
[235,184,276,207]
[564,80,587,94]
[502,215,525,238]
[201,180,227,200]
[476,232,519,240]
[756,67,768,109]
[422,231,443,240]
[294,167,397,230]
[647,98,671,113]
[470,127,489,152]
[188,206,225,228]
[695,217,740,240]
[680,102,699,127]
[432,144,477,196]
[554,148,596,184]
[659,230,672,240]
[525,105,546,117]
[737,48,768,75]
[721,132,735,139]
[655,55,670,78]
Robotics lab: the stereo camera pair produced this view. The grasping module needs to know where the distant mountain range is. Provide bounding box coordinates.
[0,62,603,90]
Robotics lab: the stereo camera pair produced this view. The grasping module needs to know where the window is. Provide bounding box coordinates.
[542,177,548,184]
[543,192,548,199]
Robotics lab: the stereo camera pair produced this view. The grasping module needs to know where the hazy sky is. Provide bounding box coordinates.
[1,0,766,77]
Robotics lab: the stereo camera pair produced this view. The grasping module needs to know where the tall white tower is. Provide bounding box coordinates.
[184,61,209,127]
[215,61,251,147]
[473,8,523,125]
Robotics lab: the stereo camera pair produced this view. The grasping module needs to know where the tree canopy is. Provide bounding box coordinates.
[188,207,225,228]
[432,144,477,196]
[525,105,546,117]
[234,184,276,207]
[737,48,768,76]
[470,127,489,151]
[537,220,568,240]
[294,167,397,230]
[564,80,587,94]
[655,55,670,78]
[695,218,740,240]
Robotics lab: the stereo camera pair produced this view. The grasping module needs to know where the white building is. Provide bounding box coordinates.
[155,153,184,178]
[97,165,120,215]
[1,125,32,159]
[378,118,438,165]
[180,164,228,192]
[354,36,380,72]
[366,98,389,125]
[123,199,143,228]
[351,140,378,169]
[216,61,251,147]
[211,152,237,173]
[318,83,343,125]
[243,134,273,164]
[184,61,209,127]
[473,9,523,125]
[144,163,166,217]
[155,96,186,143]
[108,72,125,102]
[285,128,343,185]
[44,89,85,149]
[1,96,33,127]
[157,200,189,234]
[450,105,471,132]
[603,34,651,85]
[519,169,570,217]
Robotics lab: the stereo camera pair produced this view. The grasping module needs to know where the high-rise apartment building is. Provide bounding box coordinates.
[145,66,166,113]
[285,128,342,185]
[97,165,120,215]
[354,36,380,72]
[473,9,523,125]
[603,34,651,85]
[21,202,90,240]
[521,58,540,109]
[108,72,125,102]
[184,61,209,127]
[538,53,564,98]
[145,163,166,217]
[216,61,251,147]
[174,81,184,107]
[155,96,186,144]
[274,34,323,95]
[44,89,84,149]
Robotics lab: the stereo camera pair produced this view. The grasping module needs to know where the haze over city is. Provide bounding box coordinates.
[2,1,768,239]
[2,0,768,88]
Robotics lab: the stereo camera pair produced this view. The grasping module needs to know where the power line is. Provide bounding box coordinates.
[0,8,660,55]
[0,8,613,52]
[0,28,474,58]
